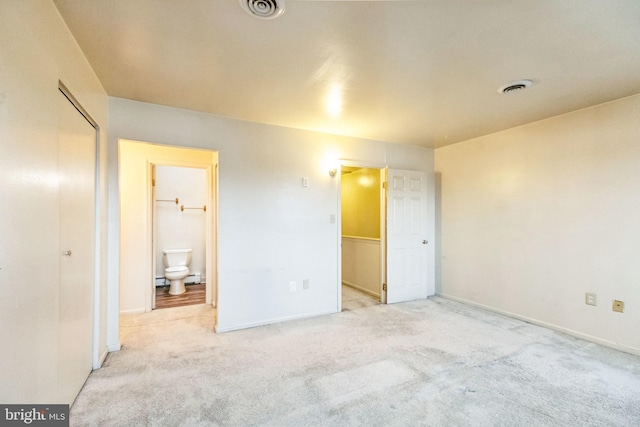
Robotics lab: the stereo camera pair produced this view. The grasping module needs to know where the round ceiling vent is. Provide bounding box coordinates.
[239,0,286,20]
[498,79,533,94]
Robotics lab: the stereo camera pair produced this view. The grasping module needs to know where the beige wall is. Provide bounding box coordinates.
[341,237,381,297]
[436,94,640,354]
[0,0,109,402]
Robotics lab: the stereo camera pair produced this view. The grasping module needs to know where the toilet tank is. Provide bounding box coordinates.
[162,248,192,268]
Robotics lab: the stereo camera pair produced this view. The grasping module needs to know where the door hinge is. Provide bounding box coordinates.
[152,178,156,187]
[382,181,388,190]
[383,283,387,291]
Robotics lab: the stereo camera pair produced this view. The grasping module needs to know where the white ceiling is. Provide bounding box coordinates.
[53,0,640,148]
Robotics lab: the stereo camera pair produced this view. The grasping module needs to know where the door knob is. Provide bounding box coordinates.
[422,240,428,245]
[63,250,72,256]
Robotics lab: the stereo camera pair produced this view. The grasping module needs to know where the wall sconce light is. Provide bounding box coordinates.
[328,168,337,177]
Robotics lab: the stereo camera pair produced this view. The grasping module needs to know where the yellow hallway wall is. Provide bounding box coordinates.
[341,168,381,239]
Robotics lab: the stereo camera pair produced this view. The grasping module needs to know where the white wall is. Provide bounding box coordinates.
[342,237,381,297]
[155,165,207,281]
[0,0,109,402]
[108,97,435,338]
[436,94,640,354]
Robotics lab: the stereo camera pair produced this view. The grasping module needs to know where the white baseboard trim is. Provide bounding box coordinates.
[92,345,110,370]
[107,343,122,352]
[437,293,640,357]
[99,345,109,365]
[215,309,338,333]
[342,281,381,299]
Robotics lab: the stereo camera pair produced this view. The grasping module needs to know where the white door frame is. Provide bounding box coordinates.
[336,160,387,311]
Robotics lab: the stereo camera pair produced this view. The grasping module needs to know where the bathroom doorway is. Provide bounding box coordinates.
[152,165,207,310]
[118,140,218,319]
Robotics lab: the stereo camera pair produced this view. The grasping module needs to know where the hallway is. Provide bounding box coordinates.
[341,284,379,311]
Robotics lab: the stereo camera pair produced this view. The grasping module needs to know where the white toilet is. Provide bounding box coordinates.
[162,248,192,295]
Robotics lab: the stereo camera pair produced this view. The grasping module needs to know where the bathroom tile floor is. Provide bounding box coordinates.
[155,283,205,309]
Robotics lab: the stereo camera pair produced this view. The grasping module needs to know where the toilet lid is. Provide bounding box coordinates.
[166,266,188,273]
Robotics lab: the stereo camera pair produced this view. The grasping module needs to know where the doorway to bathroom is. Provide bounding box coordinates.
[152,165,207,310]
[118,140,218,320]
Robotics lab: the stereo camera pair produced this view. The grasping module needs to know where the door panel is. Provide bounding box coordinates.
[386,169,428,304]
[58,92,96,404]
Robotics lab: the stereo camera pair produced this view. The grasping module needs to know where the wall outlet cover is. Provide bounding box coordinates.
[289,281,297,292]
[585,292,597,306]
[612,300,624,313]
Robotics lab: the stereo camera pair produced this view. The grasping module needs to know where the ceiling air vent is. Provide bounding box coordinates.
[498,79,533,94]
[239,0,286,20]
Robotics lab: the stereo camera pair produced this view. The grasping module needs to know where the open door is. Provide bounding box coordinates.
[385,169,429,304]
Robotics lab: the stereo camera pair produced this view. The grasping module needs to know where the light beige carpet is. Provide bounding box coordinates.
[71,290,640,426]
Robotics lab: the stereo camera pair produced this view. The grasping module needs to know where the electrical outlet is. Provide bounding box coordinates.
[303,279,310,290]
[585,292,597,306]
[612,300,624,313]
[289,281,296,292]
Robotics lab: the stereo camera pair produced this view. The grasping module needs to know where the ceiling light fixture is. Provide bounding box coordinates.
[498,79,533,94]
[239,0,286,20]
[326,84,343,118]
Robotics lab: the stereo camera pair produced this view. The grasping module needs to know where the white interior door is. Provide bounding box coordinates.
[58,91,96,404]
[385,169,429,304]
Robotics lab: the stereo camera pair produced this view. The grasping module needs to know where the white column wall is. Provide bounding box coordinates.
[436,94,640,354]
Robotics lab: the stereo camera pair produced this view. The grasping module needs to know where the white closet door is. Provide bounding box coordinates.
[57,92,96,404]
